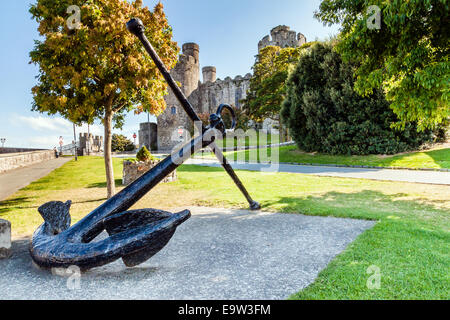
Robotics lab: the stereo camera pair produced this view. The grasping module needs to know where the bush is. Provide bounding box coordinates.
[136,146,153,162]
[281,43,433,155]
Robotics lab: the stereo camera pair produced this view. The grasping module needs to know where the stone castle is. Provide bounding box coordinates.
[156,26,307,150]
[258,25,307,51]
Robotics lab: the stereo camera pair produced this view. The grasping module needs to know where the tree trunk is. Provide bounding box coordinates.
[104,106,115,199]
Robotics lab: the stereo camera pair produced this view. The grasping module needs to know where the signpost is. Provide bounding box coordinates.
[0,138,5,148]
[133,133,137,147]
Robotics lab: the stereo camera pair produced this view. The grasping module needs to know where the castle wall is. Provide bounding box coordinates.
[190,74,251,116]
[79,133,103,155]
[258,25,306,51]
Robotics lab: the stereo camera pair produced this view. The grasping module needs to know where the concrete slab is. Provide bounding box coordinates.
[0,207,375,300]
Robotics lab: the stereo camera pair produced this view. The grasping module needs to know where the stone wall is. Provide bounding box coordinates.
[0,150,56,174]
[122,160,177,186]
[78,133,103,155]
[190,73,252,114]
[0,147,44,154]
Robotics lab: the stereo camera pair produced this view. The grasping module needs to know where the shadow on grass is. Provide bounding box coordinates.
[0,196,36,215]
[178,165,224,173]
[87,178,123,189]
[425,148,450,168]
[262,190,447,222]
[0,195,108,216]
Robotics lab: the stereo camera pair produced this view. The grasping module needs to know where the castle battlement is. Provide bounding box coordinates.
[215,74,250,84]
[258,25,307,51]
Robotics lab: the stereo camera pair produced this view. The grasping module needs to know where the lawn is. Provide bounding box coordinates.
[200,145,450,170]
[0,156,449,299]
[215,132,280,149]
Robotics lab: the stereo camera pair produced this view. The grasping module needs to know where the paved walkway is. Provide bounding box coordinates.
[0,207,374,300]
[0,157,72,201]
[186,159,450,185]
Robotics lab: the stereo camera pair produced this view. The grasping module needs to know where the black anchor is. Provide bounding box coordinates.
[30,18,260,271]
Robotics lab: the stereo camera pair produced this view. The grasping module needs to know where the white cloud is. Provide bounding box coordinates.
[9,114,103,149]
[15,115,69,132]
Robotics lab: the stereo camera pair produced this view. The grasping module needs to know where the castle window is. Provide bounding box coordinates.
[171,106,177,115]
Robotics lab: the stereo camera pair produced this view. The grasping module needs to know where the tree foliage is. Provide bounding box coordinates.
[281,43,433,155]
[242,43,316,141]
[112,133,135,152]
[242,45,308,123]
[314,0,449,131]
[29,0,178,197]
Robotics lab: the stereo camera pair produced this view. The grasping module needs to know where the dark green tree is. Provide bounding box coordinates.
[281,43,433,155]
[112,134,135,152]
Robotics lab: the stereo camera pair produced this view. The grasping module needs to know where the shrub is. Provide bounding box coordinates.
[281,43,433,155]
[136,146,153,162]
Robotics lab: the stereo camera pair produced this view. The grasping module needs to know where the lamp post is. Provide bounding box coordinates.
[0,138,6,148]
[73,123,78,161]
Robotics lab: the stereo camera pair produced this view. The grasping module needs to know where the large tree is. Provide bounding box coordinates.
[242,44,311,141]
[281,43,433,155]
[30,0,178,198]
[315,0,449,131]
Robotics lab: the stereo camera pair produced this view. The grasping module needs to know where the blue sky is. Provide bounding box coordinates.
[0,0,339,149]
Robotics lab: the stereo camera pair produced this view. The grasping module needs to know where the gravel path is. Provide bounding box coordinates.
[0,207,374,300]
[0,157,72,201]
[185,159,450,185]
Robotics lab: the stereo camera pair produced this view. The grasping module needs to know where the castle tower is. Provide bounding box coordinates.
[179,43,200,96]
[157,42,201,151]
[258,25,307,51]
[202,66,217,83]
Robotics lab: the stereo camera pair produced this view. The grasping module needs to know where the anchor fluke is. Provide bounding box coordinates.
[104,209,191,267]
[38,201,72,235]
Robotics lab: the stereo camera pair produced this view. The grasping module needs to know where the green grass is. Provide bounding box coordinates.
[1,156,449,299]
[200,145,450,170]
[215,133,280,149]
